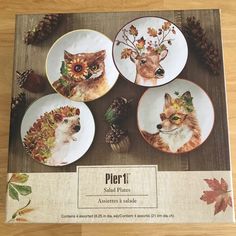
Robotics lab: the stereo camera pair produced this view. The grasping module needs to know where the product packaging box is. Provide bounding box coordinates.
[6,9,235,223]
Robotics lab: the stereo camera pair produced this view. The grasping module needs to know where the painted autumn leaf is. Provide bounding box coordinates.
[8,199,34,223]
[121,48,133,59]
[200,178,232,215]
[9,173,29,183]
[8,173,32,201]
[129,25,138,36]
[136,37,145,50]
[162,21,171,31]
[147,27,157,37]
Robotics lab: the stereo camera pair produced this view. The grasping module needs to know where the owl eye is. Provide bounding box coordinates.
[91,64,99,70]
[74,64,83,72]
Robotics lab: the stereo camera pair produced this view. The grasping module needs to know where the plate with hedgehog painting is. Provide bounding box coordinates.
[21,94,95,166]
[137,79,215,154]
[113,16,188,87]
[46,29,119,102]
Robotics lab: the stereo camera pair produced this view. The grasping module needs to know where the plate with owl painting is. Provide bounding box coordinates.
[46,29,119,102]
[113,16,188,87]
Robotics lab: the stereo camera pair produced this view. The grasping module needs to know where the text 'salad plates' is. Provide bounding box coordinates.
[113,17,188,87]
[21,94,95,166]
[137,79,214,153]
[46,30,119,102]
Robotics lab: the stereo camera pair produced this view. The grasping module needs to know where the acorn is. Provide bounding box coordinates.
[17,70,46,93]
[104,97,130,125]
[105,125,130,153]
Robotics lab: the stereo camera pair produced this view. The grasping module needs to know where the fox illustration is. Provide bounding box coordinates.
[52,50,109,101]
[141,91,201,153]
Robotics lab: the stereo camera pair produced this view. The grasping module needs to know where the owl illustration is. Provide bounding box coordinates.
[52,50,109,101]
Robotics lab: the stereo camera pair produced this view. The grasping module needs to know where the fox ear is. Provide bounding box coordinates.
[64,50,73,61]
[181,91,191,100]
[164,93,172,107]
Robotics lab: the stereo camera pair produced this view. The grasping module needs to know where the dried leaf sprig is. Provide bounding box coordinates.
[183,16,221,75]
[8,199,34,223]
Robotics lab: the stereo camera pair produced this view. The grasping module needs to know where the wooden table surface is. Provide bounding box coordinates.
[0,0,236,235]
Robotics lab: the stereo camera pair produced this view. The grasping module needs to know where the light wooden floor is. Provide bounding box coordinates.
[0,0,235,235]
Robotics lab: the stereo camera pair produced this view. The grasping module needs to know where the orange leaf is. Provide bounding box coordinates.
[121,48,133,59]
[19,208,34,216]
[129,25,138,36]
[10,173,29,184]
[136,37,145,49]
[147,27,157,37]
[162,21,171,31]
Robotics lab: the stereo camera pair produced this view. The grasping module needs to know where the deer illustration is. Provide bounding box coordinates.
[130,49,168,86]
[116,22,176,86]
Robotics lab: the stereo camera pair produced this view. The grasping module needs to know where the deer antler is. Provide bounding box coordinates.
[116,27,140,55]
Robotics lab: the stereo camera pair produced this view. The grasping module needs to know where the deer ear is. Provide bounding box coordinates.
[130,51,138,63]
[159,49,168,61]
[64,50,73,61]
[164,93,172,107]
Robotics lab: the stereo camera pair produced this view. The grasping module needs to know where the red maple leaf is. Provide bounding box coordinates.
[200,178,232,215]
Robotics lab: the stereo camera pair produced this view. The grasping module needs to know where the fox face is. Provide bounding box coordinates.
[156,91,192,133]
[141,91,201,153]
[64,50,106,82]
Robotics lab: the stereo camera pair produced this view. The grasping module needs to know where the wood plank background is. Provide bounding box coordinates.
[8,9,230,173]
[0,0,236,235]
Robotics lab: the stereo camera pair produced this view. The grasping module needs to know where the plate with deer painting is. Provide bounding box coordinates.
[137,79,215,154]
[21,94,95,166]
[113,16,188,87]
[46,29,119,102]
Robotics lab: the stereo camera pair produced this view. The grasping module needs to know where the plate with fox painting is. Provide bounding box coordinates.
[137,79,215,154]
[113,16,188,87]
[46,29,119,102]
[21,94,95,166]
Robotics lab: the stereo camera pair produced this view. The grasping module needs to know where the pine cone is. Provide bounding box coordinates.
[11,92,26,123]
[183,16,221,75]
[105,125,130,153]
[104,97,130,124]
[17,70,45,93]
[24,14,62,45]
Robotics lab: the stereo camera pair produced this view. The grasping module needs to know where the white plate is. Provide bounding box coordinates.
[21,94,95,166]
[113,16,188,87]
[46,29,119,102]
[137,79,214,153]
